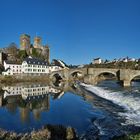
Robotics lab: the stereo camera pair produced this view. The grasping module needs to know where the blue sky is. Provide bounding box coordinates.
[0,0,140,65]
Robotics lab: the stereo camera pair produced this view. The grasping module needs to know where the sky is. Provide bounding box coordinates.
[0,0,140,65]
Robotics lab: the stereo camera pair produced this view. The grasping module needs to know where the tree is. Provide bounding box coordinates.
[7,42,18,56]
[18,50,28,60]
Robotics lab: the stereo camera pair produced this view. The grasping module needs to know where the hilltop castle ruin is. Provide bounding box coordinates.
[20,34,50,64]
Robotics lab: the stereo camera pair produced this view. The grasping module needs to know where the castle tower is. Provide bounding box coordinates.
[34,36,42,49]
[20,34,30,50]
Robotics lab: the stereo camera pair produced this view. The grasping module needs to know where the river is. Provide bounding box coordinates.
[0,81,140,139]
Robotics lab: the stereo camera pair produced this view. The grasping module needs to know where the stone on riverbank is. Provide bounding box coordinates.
[0,124,78,140]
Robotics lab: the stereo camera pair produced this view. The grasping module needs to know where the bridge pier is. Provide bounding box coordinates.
[83,75,97,85]
[123,80,131,87]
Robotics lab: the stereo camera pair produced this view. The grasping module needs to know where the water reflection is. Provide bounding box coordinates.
[2,84,64,123]
[1,80,140,138]
[0,81,95,134]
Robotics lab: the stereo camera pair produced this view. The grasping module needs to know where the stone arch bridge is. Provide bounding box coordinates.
[50,68,140,86]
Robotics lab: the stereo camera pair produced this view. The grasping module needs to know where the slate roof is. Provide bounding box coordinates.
[5,60,22,65]
[94,58,101,60]
[23,57,48,66]
[51,59,65,68]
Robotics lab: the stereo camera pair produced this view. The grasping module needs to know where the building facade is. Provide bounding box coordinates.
[2,56,63,76]
[22,57,49,75]
[2,61,22,75]
[92,58,102,64]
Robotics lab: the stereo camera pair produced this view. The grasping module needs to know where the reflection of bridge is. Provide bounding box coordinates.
[50,68,140,86]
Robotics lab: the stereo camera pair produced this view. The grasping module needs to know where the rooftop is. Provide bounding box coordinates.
[23,57,49,66]
[5,60,22,65]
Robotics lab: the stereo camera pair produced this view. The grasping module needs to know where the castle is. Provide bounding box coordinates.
[20,34,50,64]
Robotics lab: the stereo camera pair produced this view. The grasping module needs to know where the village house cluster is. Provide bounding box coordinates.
[2,56,63,75]
[92,57,140,64]
[2,56,64,76]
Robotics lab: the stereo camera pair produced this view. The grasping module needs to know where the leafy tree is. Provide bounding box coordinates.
[18,50,28,60]
[32,48,39,57]
[7,42,18,56]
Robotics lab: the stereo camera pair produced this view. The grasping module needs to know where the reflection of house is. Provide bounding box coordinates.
[3,85,61,100]
[22,85,61,100]
[2,61,22,75]
[21,85,50,100]
[3,86,23,98]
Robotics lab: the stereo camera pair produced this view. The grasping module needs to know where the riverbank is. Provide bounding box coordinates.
[0,75,51,85]
[0,124,78,140]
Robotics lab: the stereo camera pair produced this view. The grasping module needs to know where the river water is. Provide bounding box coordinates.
[0,81,140,139]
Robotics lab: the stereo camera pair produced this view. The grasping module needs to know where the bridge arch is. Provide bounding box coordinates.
[130,74,140,86]
[69,70,84,79]
[50,72,64,82]
[94,72,117,84]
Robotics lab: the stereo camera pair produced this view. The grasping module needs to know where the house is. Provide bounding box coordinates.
[122,57,136,63]
[128,58,136,62]
[50,59,65,72]
[122,57,129,63]
[92,58,102,64]
[22,57,49,75]
[2,61,22,75]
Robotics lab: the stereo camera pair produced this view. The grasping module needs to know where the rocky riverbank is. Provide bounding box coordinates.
[0,124,78,140]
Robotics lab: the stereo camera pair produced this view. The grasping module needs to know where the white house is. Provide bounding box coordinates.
[2,61,22,75]
[22,57,49,75]
[49,65,62,73]
[122,57,136,63]
[92,58,102,64]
